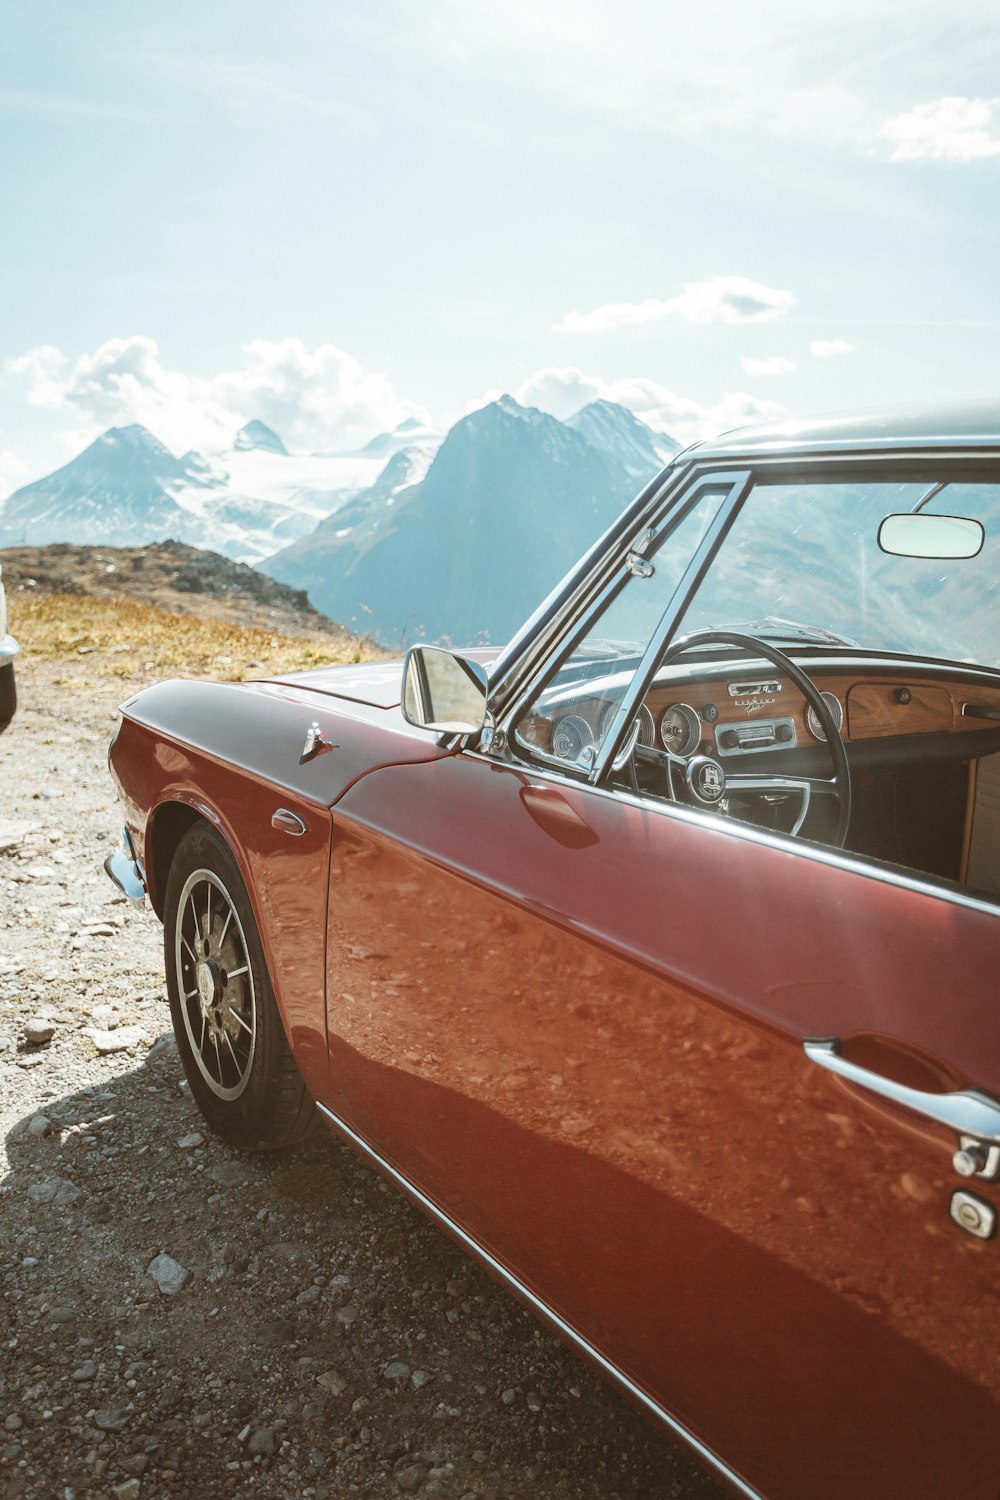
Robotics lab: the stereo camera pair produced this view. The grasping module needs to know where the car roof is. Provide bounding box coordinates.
[682,398,1000,461]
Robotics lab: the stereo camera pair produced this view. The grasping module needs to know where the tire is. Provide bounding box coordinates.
[0,662,15,732]
[163,821,319,1149]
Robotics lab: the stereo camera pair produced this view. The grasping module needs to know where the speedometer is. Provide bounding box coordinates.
[551,714,594,761]
[659,703,701,756]
[805,692,844,741]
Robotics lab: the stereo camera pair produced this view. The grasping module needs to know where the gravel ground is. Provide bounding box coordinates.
[0,651,727,1500]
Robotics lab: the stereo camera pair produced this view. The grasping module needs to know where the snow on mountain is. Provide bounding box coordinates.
[566,400,678,478]
[261,397,648,646]
[0,420,441,564]
[355,417,444,460]
[0,426,195,550]
[233,420,288,455]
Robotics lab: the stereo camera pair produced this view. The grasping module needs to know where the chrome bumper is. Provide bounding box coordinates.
[104,826,147,905]
[0,633,18,666]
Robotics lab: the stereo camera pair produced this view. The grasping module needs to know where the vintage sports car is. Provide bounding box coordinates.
[0,561,18,731]
[106,402,1000,1500]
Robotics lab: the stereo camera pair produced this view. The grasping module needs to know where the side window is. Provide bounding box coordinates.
[514,487,728,771]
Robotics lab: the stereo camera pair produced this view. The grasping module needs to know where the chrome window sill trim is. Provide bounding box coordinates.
[468,750,1000,923]
[314,1101,763,1500]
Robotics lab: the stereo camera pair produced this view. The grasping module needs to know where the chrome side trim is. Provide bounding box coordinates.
[314,1101,763,1500]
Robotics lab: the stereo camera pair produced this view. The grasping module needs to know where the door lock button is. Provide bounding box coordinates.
[950,1190,996,1241]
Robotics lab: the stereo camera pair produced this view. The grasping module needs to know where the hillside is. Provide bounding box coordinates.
[0,539,352,641]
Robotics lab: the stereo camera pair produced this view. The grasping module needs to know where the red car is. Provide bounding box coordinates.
[106,402,1000,1500]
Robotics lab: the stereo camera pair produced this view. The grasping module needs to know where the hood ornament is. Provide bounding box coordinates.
[299,722,336,764]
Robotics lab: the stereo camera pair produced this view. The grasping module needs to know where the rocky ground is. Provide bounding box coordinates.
[0,647,726,1500]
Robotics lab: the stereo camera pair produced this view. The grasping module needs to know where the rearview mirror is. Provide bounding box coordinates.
[878,513,984,559]
[402,645,489,735]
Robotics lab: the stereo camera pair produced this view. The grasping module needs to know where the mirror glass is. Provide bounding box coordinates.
[878,513,984,559]
[402,645,488,733]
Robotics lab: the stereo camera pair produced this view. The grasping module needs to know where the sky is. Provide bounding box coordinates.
[1,0,998,494]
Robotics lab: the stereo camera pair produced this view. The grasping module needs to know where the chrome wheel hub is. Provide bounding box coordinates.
[174,868,257,1101]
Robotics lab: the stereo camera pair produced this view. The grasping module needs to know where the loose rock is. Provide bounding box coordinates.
[24,1017,56,1045]
[147,1253,190,1295]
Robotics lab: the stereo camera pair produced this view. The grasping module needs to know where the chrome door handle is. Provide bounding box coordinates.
[804,1037,1000,1143]
[271,808,307,836]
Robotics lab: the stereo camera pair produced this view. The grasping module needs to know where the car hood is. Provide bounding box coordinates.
[262,649,498,709]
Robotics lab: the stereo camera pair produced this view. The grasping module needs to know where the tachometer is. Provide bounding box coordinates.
[805,692,844,741]
[659,703,701,756]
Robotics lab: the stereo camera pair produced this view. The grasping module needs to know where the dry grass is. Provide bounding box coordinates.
[7,590,388,683]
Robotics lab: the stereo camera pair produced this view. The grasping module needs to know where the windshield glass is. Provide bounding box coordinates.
[678,477,1000,668]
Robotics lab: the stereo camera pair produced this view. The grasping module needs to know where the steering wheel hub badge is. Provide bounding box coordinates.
[686,754,726,806]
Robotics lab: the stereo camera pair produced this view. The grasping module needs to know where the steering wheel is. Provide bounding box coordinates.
[656,629,852,849]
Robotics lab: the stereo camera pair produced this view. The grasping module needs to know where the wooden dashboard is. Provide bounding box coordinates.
[518,669,1000,762]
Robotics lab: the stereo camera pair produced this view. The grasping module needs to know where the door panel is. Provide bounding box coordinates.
[326,752,1000,1500]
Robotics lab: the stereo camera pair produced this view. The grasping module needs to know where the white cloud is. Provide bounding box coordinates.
[467,366,784,446]
[740,356,796,377]
[555,276,795,334]
[0,450,28,502]
[881,97,1000,162]
[4,336,429,457]
[809,339,854,358]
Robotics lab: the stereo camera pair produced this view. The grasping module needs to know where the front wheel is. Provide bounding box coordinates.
[163,821,318,1149]
[0,662,16,731]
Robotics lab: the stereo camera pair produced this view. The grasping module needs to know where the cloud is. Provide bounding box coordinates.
[4,336,429,457]
[467,366,784,446]
[0,450,28,502]
[881,97,1000,162]
[555,276,795,334]
[740,356,796,377]
[809,339,854,358]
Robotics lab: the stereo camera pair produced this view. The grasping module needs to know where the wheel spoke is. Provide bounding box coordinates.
[189,890,201,942]
[227,964,249,981]
[181,935,199,968]
[183,987,198,1001]
[218,906,233,947]
[231,1009,253,1036]
[223,1031,241,1070]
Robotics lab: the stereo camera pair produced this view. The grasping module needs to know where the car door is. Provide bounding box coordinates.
[325,747,1000,1500]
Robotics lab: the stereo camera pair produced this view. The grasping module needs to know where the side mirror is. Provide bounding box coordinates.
[878,513,984,559]
[402,645,489,736]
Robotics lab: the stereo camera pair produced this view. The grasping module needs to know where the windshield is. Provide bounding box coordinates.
[678,477,1000,668]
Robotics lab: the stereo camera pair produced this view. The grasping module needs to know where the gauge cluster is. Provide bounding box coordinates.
[547,684,846,767]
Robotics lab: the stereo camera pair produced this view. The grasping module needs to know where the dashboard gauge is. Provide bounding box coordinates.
[551,713,594,761]
[635,704,656,748]
[600,701,656,748]
[659,702,701,756]
[805,692,844,741]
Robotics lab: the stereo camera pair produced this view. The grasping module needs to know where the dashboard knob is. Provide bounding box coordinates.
[777,723,793,743]
[719,729,739,750]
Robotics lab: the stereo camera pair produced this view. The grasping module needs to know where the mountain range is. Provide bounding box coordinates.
[0,399,677,645]
[0,418,441,564]
[262,398,676,645]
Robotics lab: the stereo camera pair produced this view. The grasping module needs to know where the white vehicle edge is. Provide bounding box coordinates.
[0,561,19,729]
